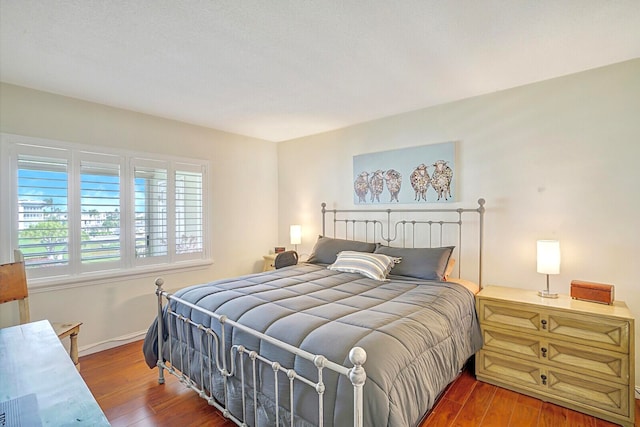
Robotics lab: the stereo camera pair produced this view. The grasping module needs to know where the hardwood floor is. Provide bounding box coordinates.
[423,367,638,427]
[80,340,639,426]
[80,340,234,427]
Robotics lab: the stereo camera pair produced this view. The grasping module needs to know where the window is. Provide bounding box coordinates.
[1,134,209,283]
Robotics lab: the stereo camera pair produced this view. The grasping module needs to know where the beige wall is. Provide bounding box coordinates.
[0,83,279,353]
[277,59,640,386]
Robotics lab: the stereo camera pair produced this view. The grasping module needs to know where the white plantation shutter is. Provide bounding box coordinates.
[133,161,205,262]
[175,165,204,257]
[79,157,122,268]
[133,160,168,262]
[17,153,69,269]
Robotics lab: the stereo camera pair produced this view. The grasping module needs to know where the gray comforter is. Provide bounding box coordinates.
[143,263,482,427]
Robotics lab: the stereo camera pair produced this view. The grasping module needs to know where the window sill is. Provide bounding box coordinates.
[28,259,214,293]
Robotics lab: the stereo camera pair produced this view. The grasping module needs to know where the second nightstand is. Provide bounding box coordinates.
[262,254,276,272]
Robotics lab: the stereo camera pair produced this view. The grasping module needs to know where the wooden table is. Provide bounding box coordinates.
[0,320,110,426]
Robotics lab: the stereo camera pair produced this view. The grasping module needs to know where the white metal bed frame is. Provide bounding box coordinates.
[153,199,485,426]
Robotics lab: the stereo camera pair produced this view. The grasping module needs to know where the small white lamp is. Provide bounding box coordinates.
[537,240,560,298]
[290,225,302,252]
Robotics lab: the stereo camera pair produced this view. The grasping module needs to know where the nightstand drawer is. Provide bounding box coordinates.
[546,311,630,353]
[478,299,540,332]
[477,349,542,388]
[482,326,629,384]
[477,350,631,417]
[546,341,629,384]
[481,326,540,358]
[546,369,630,417]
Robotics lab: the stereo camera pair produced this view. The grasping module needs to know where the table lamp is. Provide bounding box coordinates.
[537,240,560,298]
[290,225,301,252]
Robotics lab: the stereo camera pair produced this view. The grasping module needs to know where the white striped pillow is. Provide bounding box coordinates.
[328,251,401,281]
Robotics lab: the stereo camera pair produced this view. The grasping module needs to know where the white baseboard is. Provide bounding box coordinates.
[78,329,148,357]
[635,385,640,400]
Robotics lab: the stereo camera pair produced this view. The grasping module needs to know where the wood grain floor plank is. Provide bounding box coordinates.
[539,401,568,427]
[108,406,156,427]
[594,418,623,427]
[508,403,541,427]
[479,386,519,427]
[566,408,595,427]
[516,392,545,410]
[422,398,464,427]
[101,393,153,422]
[451,381,496,426]
[443,369,477,404]
[118,416,159,427]
[504,393,543,427]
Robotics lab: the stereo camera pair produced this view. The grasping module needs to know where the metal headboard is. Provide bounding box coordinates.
[321,198,486,289]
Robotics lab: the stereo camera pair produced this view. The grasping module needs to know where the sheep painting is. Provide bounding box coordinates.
[384,169,402,202]
[410,164,430,201]
[431,160,453,201]
[353,141,455,203]
[354,171,370,203]
[368,170,385,202]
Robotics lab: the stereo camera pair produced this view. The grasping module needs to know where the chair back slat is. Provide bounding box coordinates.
[0,261,29,304]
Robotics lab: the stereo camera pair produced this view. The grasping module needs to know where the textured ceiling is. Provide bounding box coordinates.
[1,1,639,142]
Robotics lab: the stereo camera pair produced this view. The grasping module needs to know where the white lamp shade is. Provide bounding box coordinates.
[290,225,302,246]
[537,240,560,275]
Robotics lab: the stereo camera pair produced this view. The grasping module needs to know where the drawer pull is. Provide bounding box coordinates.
[541,347,547,358]
[541,319,547,330]
[540,374,547,385]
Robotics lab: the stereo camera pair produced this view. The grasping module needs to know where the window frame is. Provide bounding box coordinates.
[0,133,212,290]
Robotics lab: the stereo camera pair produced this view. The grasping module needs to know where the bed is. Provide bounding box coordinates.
[143,199,486,427]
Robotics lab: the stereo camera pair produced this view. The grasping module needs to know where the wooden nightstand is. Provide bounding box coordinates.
[262,254,276,272]
[475,285,635,427]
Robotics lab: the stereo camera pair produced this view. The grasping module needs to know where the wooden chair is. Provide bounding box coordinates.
[0,250,82,370]
[274,250,299,269]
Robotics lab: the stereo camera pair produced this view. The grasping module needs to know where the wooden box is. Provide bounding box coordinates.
[570,280,614,305]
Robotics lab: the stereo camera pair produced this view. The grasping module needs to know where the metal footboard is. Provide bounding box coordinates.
[154,278,367,427]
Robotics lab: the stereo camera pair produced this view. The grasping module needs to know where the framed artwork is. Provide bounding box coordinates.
[353,141,455,204]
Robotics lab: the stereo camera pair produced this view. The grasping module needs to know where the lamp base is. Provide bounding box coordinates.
[538,289,559,298]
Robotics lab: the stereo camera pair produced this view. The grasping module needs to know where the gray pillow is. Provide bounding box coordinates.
[307,236,376,265]
[374,244,454,281]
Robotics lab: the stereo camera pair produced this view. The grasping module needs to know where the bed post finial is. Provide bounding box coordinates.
[349,347,366,377]
[349,347,367,427]
[477,198,486,212]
